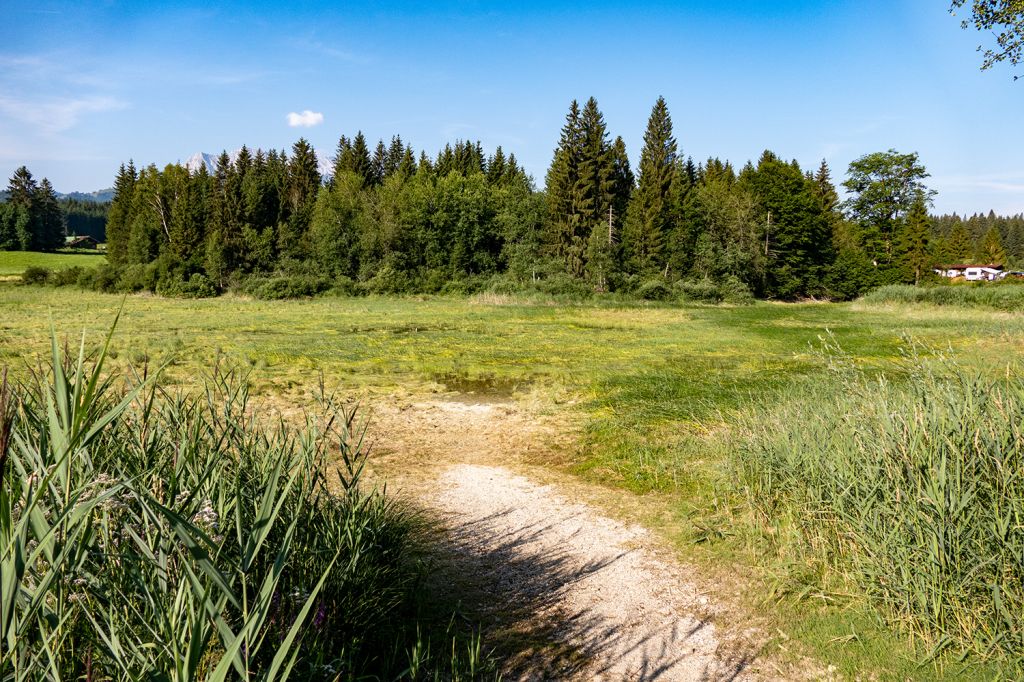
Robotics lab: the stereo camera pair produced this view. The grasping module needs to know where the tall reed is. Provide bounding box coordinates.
[1,319,492,680]
[738,345,1024,668]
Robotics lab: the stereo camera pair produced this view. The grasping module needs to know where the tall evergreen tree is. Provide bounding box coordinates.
[371,140,388,186]
[609,136,634,236]
[544,100,589,276]
[897,194,932,284]
[336,132,373,186]
[5,167,38,251]
[622,96,677,275]
[979,224,1007,264]
[34,178,65,251]
[487,146,507,185]
[946,220,973,262]
[332,135,351,185]
[578,97,615,231]
[6,166,37,211]
[277,138,322,260]
[105,161,138,264]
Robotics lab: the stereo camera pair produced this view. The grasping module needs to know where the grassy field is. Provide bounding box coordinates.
[0,249,105,276]
[2,285,1022,678]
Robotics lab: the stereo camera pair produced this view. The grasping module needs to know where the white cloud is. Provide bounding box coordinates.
[287,110,324,128]
[0,94,126,134]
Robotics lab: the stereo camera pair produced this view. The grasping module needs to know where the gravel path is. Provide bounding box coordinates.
[368,398,763,680]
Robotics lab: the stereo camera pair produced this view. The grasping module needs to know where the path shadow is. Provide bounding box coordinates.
[421,504,759,681]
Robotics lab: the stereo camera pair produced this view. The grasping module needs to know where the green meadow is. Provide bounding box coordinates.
[2,283,1023,679]
[0,249,105,277]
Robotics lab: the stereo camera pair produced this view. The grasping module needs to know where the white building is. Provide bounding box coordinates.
[934,264,1005,281]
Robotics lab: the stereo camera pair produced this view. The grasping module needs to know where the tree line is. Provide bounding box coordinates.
[0,170,110,250]
[0,167,64,251]
[6,96,1021,299]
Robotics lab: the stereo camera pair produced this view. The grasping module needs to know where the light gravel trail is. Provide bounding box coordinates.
[367,398,771,681]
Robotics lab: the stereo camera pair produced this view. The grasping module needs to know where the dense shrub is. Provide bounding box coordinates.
[636,278,672,301]
[361,265,410,296]
[116,263,154,292]
[158,272,219,298]
[20,266,50,285]
[239,274,332,300]
[675,278,724,303]
[50,266,85,287]
[718,275,755,305]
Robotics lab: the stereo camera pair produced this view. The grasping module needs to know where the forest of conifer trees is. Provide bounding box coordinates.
[6,96,1024,300]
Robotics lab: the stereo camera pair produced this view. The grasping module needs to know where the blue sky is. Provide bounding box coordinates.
[1,1,1021,215]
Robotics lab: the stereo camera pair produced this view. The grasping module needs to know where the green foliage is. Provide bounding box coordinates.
[2,168,65,252]
[863,282,1024,311]
[60,197,109,242]
[951,0,1024,74]
[671,276,753,303]
[842,150,935,270]
[20,265,50,285]
[635,277,672,301]
[0,323,495,680]
[158,272,219,298]
[739,350,1024,668]
[895,194,933,284]
[622,97,677,275]
[240,273,332,300]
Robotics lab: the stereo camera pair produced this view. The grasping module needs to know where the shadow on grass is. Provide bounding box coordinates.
[421,505,758,680]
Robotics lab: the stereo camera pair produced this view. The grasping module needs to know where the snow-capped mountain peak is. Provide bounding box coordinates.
[182,148,334,180]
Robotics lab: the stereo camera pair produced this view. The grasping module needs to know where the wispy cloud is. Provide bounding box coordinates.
[289,38,372,65]
[933,173,1024,194]
[287,110,324,128]
[0,94,126,134]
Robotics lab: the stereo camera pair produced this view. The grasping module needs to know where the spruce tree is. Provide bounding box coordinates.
[345,132,373,185]
[609,136,634,236]
[813,159,840,214]
[398,145,417,178]
[5,167,37,251]
[386,135,405,178]
[622,96,677,275]
[371,140,388,185]
[487,146,507,185]
[34,178,65,251]
[275,138,321,261]
[417,151,434,177]
[578,97,615,231]
[897,194,932,284]
[946,221,973,262]
[6,166,37,211]
[979,224,1007,264]
[106,162,137,263]
[544,100,590,276]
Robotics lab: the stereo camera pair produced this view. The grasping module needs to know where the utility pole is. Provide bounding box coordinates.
[764,211,771,256]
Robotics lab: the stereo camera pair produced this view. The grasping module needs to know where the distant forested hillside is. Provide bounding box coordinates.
[60,198,109,241]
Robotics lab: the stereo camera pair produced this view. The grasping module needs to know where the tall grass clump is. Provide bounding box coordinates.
[1,318,493,680]
[738,346,1024,668]
[863,283,1024,311]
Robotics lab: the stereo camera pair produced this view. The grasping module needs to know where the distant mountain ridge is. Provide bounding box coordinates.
[0,188,114,203]
[60,189,115,203]
[182,148,334,180]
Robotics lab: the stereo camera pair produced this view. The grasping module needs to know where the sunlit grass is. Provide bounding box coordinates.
[3,283,1024,678]
[0,250,105,276]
